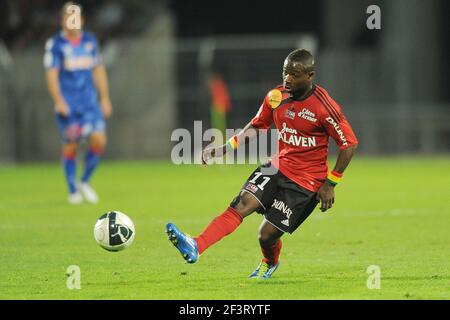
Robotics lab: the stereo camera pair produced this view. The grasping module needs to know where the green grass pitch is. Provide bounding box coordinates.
[0,157,449,299]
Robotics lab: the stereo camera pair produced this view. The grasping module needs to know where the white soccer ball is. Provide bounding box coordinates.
[94,211,135,251]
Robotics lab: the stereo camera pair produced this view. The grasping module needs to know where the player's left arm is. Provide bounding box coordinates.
[317,144,357,212]
[93,64,112,118]
[91,36,112,118]
[317,99,359,212]
[202,90,274,164]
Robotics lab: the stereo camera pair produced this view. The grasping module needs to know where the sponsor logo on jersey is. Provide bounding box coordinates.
[271,199,292,226]
[64,56,96,70]
[278,122,316,147]
[246,183,258,193]
[325,117,348,146]
[298,108,317,122]
[268,89,282,109]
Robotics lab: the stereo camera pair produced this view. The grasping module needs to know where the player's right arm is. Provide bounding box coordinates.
[44,38,69,116]
[202,89,275,164]
[202,121,260,163]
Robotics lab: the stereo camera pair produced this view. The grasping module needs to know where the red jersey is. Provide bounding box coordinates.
[251,84,358,192]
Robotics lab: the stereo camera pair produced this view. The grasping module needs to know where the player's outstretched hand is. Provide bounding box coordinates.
[316,182,335,212]
[202,145,226,165]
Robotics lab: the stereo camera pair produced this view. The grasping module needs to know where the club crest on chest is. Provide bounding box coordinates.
[285,105,296,120]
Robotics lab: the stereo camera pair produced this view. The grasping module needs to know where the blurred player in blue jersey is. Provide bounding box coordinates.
[44,2,112,204]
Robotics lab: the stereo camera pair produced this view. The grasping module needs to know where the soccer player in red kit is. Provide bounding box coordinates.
[166,49,358,278]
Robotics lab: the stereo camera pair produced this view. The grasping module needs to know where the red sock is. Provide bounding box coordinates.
[261,239,282,266]
[195,207,243,255]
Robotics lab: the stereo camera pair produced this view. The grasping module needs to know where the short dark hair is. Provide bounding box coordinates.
[286,49,315,73]
[61,2,83,17]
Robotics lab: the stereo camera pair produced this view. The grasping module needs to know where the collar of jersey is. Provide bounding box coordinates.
[60,30,84,46]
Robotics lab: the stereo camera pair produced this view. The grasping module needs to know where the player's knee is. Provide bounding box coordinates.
[230,192,260,217]
[258,232,279,248]
[89,134,107,153]
[63,144,77,160]
[89,143,105,155]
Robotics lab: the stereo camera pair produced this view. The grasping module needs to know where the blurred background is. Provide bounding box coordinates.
[0,0,449,162]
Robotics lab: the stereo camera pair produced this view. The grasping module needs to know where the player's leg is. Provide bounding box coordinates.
[191,163,280,256]
[82,131,106,183]
[194,191,261,255]
[63,141,82,204]
[166,191,262,264]
[249,219,283,279]
[80,117,107,203]
[249,176,319,278]
[259,219,284,266]
[166,163,278,264]
[56,114,83,204]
